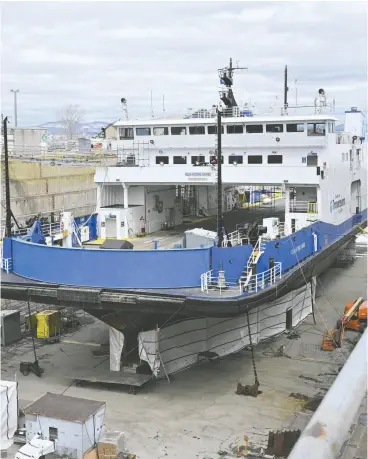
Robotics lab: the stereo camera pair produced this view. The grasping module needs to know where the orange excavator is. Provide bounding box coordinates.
[321,297,366,351]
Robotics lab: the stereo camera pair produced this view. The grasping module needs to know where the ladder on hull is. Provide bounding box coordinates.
[240,237,266,289]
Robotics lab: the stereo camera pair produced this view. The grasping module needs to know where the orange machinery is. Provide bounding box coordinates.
[344,299,367,332]
[321,297,366,351]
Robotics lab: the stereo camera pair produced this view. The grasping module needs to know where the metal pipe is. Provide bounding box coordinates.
[289,329,367,459]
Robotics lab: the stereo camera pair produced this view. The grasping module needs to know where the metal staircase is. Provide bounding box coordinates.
[240,237,266,288]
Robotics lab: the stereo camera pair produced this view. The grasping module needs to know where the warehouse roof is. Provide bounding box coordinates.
[23,393,105,423]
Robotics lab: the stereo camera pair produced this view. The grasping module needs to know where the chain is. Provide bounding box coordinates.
[246,311,259,386]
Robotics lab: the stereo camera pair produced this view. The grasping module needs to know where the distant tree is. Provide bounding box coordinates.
[58,105,82,140]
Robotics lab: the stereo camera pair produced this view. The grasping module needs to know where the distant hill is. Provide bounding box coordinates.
[37,121,111,136]
[336,124,344,132]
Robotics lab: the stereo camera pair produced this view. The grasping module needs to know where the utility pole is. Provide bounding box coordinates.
[10,89,19,127]
[3,116,12,237]
[216,109,223,248]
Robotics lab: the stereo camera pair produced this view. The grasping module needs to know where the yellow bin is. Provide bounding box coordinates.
[36,310,61,339]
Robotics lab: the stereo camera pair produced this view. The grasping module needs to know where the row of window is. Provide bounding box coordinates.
[119,122,331,139]
[155,155,284,165]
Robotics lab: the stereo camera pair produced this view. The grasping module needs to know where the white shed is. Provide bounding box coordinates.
[23,393,106,459]
[184,228,217,248]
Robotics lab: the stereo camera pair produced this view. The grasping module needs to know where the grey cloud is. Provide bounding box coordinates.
[1,1,366,126]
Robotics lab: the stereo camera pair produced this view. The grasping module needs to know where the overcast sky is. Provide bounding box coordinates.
[1,1,367,126]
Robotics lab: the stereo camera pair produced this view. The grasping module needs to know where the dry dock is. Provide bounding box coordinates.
[1,235,367,459]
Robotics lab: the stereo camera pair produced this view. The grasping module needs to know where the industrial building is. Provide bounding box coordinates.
[23,393,106,459]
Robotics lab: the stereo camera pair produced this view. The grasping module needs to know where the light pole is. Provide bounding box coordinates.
[3,116,12,237]
[10,89,19,127]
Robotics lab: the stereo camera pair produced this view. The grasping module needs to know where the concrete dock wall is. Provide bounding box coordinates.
[1,160,96,224]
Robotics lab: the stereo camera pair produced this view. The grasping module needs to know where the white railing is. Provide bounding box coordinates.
[240,262,282,293]
[289,201,318,213]
[2,258,12,273]
[222,230,249,247]
[185,107,254,119]
[200,262,283,296]
[240,236,266,288]
[277,222,288,237]
[200,270,241,295]
[10,222,62,238]
[200,270,212,293]
[250,237,266,264]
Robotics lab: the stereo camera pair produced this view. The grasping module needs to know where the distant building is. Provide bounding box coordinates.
[9,127,48,155]
[97,122,117,140]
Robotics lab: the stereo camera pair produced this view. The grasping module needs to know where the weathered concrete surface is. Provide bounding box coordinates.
[1,159,96,224]
[1,240,366,459]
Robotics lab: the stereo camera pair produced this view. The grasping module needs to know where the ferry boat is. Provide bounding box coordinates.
[2,60,366,379]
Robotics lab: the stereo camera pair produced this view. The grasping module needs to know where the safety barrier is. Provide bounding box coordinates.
[240,262,282,293]
[222,230,249,247]
[9,222,61,238]
[289,201,318,213]
[200,270,241,295]
[2,258,12,273]
[201,262,282,295]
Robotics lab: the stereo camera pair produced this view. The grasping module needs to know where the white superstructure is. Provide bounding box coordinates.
[94,62,366,239]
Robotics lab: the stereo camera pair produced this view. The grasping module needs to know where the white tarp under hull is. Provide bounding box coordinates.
[0,380,18,449]
[139,279,315,376]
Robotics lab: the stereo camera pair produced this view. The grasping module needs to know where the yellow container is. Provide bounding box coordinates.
[36,310,61,339]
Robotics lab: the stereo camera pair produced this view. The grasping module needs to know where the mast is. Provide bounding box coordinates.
[218,58,247,110]
[216,109,223,247]
[284,65,289,114]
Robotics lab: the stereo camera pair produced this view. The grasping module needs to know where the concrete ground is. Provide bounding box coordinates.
[1,236,367,459]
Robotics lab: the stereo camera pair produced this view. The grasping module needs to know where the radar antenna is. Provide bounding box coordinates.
[218,58,247,109]
[121,98,129,120]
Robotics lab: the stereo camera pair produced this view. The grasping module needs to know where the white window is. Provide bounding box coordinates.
[287,123,304,132]
[119,128,134,140]
[171,126,187,135]
[189,126,205,135]
[153,127,169,136]
[227,125,243,134]
[307,123,326,136]
[246,125,263,133]
[266,124,283,133]
[136,127,151,136]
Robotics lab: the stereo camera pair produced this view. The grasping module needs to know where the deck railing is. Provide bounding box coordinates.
[200,270,241,295]
[201,262,282,295]
[240,262,282,293]
[2,257,12,273]
[289,201,318,214]
[222,230,249,247]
